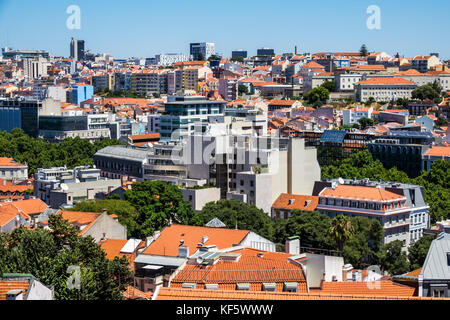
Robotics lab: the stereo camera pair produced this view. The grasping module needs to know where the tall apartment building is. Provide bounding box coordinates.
[72,84,94,104]
[218,77,238,101]
[315,178,430,247]
[22,57,49,79]
[70,38,85,62]
[190,42,215,60]
[92,73,115,91]
[130,71,168,97]
[159,95,226,140]
[232,50,247,59]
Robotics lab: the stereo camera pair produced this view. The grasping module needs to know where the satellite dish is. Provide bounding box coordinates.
[196,256,204,265]
[60,183,69,191]
[338,178,344,185]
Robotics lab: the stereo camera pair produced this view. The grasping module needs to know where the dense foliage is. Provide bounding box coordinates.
[303,86,330,106]
[378,240,410,275]
[407,234,436,270]
[192,199,275,241]
[94,88,146,98]
[0,214,133,300]
[0,128,123,175]
[411,81,442,102]
[123,181,195,238]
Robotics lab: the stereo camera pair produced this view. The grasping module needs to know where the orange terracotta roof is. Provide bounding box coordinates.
[129,133,160,141]
[171,247,307,292]
[394,69,423,76]
[0,280,30,300]
[356,78,416,86]
[142,224,250,257]
[320,184,406,202]
[424,146,450,157]
[272,194,318,211]
[318,281,415,297]
[123,286,153,300]
[8,199,48,216]
[301,61,325,69]
[403,268,422,278]
[0,211,19,227]
[155,287,448,300]
[268,99,297,106]
[0,157,26,167]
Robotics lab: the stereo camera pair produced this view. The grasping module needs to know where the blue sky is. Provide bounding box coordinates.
[0,0,449,60]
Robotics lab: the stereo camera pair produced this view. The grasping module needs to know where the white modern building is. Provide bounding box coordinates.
[342,106,373,126]
[155,53,190,66]
[190,42,215,60]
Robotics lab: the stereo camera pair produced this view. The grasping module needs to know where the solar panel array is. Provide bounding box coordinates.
[320,130,347,143]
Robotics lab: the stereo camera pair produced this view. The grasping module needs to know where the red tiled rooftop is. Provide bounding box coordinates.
[320,184,406,202]
[272,194,318,211]
[142,224,250,257]
[424,146,450,157]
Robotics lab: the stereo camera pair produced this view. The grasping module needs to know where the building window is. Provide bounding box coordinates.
[431,286,447,298]
[283,282,298,292]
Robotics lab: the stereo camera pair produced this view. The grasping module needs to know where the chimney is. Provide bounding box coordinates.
[285,236,300,255]
[202,235,209,244]
[295,46,298,55]
[178,245,189,258]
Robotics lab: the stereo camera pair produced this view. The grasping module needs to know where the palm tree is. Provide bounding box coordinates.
[329,215,353,252]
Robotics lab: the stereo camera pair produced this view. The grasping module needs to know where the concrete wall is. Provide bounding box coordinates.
[83,213,127,242]
[288,138,321,196]
[26,280,53,300]
[182,187,221,212]
[241,231,276,252]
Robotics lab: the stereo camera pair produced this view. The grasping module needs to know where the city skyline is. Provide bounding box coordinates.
[0,0,449,60]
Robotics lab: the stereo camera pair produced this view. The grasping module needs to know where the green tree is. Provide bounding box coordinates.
[328,215,353,251]
[412,82,442,102]
[408,234,436,270]
[197,52,205,61]
[0,214,133,300]
[436,116,448,127]
[207,54,221,61]
[238,84,249,95]
[379,240,410,275]
[230,56,244,63]
[360,44,368,57]
[0,129,123,175]
[304,86,329,105]
[321,80,336,93]
[273,210,336,250]
[194,199,275,241]
[342,216,384,268]
[124,181,195,238]
[357,117,374,129]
